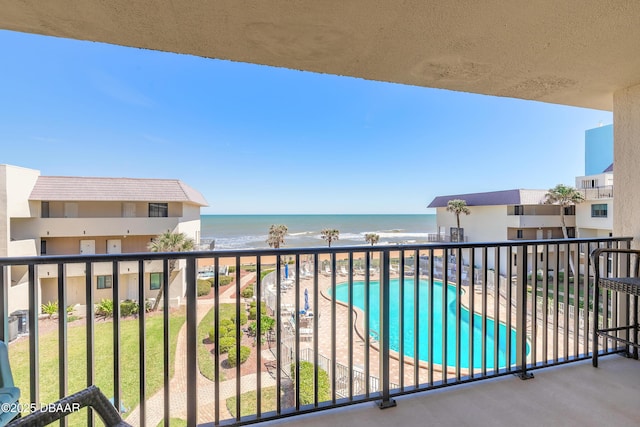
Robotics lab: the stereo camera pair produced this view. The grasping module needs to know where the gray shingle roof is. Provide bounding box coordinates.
[428,189,547,208]
[29,176,208,206]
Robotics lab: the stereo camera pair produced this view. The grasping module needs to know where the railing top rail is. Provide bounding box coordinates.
[0,236,632,266]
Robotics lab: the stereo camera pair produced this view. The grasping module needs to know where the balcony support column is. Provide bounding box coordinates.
[516,245,534,380]
[613,84,640,348]
[378,250,397,409]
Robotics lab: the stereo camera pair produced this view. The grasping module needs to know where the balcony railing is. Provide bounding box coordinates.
[0,236,635,426]
[578,185,614,199]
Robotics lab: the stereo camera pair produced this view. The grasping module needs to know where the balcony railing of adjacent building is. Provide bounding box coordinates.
[0,236,635,427]
[578,185,614,200]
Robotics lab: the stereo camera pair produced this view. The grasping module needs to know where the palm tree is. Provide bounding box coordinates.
[266,224,288,249]
[320,228,340,247]
[446,199,471,242]
[148,231,195,311]
[545,184,585,276]
[544,184,585,238]
[365,233,380,246]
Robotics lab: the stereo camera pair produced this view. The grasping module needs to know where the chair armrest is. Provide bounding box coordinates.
[590,248,640,279]
[9,385,131,427]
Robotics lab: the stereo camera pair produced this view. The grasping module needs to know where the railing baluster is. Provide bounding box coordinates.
[506,246,512,373]
[414,249,421,387]
[214,257,221,425]
[162,258,170,425]
[347,253,354,399]
[455,247,461,381]
[256,257,262,418]
[186,256,197,427]
[234,256,241,420]
[493,247,499,374]
[468,248,475,379]
[137,259,145,427]
[481,247,487,377]
[442,248,449,384]
[330,253,337,405]
[58,263,68,427]
[85,262,93,427]
[28,264,39,408]
[275,256,282,414]
[0,266,7,343]
[112,262,121,420]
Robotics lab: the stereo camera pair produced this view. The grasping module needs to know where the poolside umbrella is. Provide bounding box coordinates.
[285,263,289,279]
[304,288,310,312]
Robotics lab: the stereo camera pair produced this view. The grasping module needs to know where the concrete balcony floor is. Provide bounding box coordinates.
[268,356,640,427]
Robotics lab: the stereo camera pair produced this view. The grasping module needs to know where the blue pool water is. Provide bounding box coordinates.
[332,279,525,370]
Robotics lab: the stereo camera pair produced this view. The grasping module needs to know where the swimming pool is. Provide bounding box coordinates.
[332,279,526,370]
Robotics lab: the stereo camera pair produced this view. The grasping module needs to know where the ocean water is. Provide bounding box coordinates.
[201,214,436,250]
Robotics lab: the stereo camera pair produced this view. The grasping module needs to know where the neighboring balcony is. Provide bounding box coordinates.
[578,185,614,200]
[22,217,181,238]
[0,237,638,427]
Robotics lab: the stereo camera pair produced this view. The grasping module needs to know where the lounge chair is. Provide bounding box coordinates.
[339,266,348,276]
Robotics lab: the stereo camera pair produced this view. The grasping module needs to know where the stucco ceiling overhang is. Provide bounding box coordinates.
[2,0,639,111]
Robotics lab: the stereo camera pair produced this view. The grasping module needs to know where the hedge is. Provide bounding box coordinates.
[227,346,251,367]
[291,361,331,405]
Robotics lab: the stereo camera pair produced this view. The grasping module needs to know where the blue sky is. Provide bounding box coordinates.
[1,30,612,214]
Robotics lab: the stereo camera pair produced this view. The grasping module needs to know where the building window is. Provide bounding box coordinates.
[41,201,50,218]
[150,272,162,290]
[591,203,608,218]
[514,205,524,215]
[516,229,523,239]
[540,253,544,262]
[97,275,112,289]
[149,203,168,217]
[564,205,575,215]
[40,240,47,255]
[567,227,576,238]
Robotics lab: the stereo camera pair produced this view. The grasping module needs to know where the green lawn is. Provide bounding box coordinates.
[226,386,277,418]
[9,308,185,426]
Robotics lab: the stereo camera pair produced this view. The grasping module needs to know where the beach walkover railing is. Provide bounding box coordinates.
[0,236,635,426]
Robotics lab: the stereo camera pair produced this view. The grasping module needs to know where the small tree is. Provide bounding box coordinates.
[446,199,471,242]
[320,228,340,247]
[545,184,585,276]
[266,224,288,248]
[148,231,195,311]
[365,233,380,246]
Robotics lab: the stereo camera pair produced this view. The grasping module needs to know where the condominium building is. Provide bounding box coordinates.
[1,164,208,313]
[428,189,573,275]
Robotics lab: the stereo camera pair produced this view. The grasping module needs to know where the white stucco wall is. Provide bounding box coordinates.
[614,83,640,246]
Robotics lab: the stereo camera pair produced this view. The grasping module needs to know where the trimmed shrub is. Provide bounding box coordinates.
[241,286,254,299]
[219,337,236,353]
[227,346,251,367]
[209,323,240,341]
[197,279,212,296]
[219,276,233,287]
[120,299,139,317]
[231,312,248,326]
[248,305,267,320]
[291,361,330,405]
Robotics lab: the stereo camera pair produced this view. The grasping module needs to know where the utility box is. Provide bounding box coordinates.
[11,310,28,335]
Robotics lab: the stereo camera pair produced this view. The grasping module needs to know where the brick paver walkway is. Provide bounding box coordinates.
[124,272,274,426]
